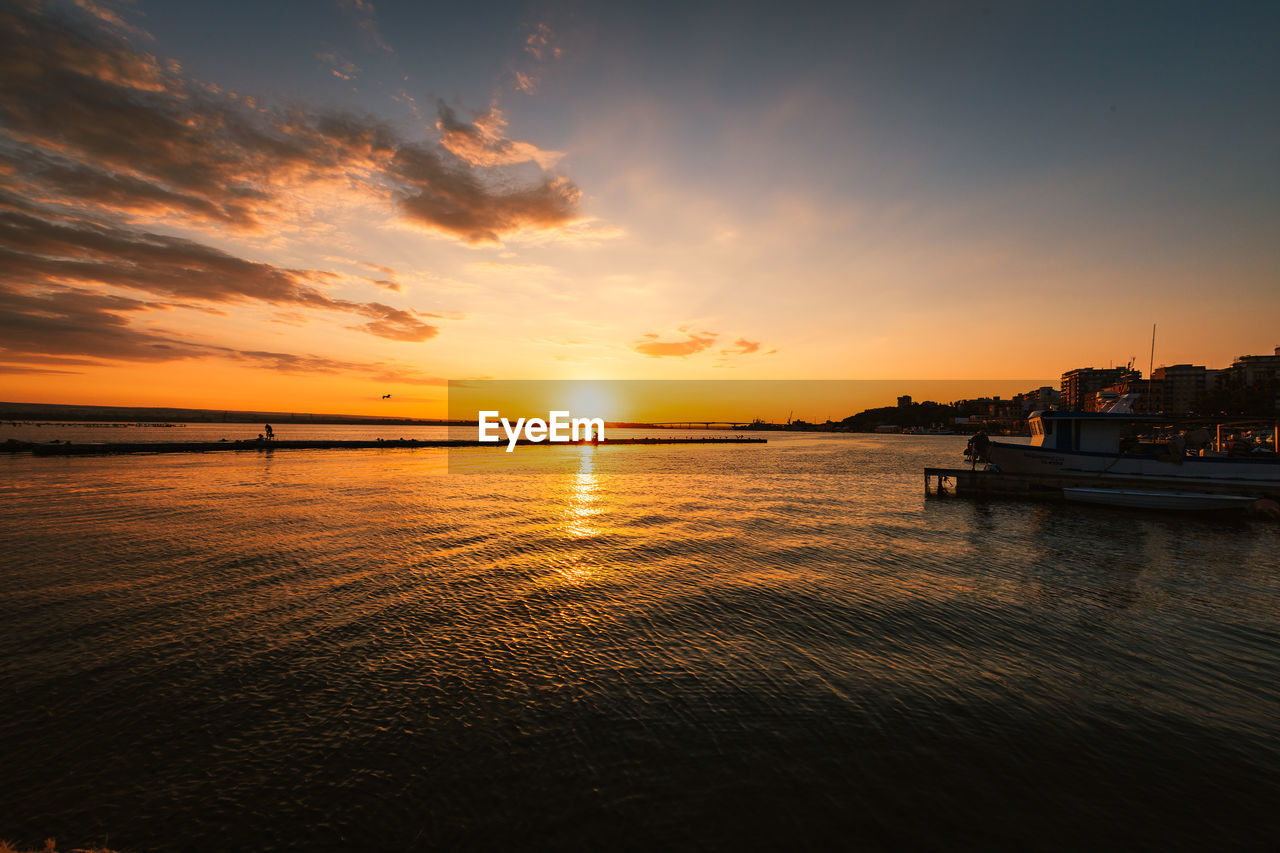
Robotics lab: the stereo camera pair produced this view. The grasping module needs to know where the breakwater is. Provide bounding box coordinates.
[8,436,767,456]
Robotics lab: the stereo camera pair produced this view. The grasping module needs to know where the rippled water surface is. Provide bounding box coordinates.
[2,434,1279,851]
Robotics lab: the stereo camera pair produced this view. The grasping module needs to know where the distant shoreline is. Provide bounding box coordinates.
[0,401,1016,435]
[0,401,450,426]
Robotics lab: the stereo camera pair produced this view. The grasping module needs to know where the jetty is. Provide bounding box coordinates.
[8,436,766,457]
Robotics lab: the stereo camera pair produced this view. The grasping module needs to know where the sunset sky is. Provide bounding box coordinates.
[2,0,1277,417]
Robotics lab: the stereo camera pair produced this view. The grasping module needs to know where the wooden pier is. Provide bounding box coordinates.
[11,436,766,457]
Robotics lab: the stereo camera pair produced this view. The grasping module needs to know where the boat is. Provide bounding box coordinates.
[1062,487,1259,511]
[975,399,1280,500]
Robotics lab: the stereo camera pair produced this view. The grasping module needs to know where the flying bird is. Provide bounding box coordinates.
[381,394,391,399]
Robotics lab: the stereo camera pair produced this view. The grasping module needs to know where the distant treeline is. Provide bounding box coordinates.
[836,401,962,431]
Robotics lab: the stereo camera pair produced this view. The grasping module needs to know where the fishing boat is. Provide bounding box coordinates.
[975,399,1280,500]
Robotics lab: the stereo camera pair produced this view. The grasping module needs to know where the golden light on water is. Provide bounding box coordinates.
[534,449,605,588]
[563,451,600,540]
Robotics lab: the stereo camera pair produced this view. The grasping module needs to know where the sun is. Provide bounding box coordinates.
[564,383,619,422]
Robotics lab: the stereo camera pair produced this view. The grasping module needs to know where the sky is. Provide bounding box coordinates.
[1,0,1277,417]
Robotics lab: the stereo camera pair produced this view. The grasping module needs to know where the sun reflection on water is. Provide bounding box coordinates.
[539,450,608,588]
[563,449,600,540]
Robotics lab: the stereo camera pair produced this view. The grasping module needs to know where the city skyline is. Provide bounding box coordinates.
[3,1,1278,418]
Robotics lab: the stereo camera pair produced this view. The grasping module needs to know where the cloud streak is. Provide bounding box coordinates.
[0,282,445,384]
[722,338,762,355]
[633,332,773,358]
[0,205,440,341]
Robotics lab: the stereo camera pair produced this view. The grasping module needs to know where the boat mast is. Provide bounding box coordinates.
[1148,323,1157,413]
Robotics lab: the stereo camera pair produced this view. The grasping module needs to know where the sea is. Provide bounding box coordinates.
[2,424,1278,851]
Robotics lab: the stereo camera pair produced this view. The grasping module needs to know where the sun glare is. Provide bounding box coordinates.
[565,385,619,423]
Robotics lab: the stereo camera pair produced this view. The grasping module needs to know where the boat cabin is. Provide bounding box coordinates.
[1027,411,1158,454]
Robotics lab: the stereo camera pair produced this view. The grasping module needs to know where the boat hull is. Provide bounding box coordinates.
[985,441,1280,494]
[1062,487,1258,511]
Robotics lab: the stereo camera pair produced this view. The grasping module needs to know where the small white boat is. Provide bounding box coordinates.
[1063,487,1258,511]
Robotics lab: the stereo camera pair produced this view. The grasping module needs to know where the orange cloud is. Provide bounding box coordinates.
[72,0,153,41]
[360,261,398,277]
[524,23,561,62]
[0,363,83,375]
[514,71,537,94]
[721,338,762,355]
[395,147,580,244]
[633,331,719,357]
[436,102,564,169]
[317,50,359,81]
[512,22,562,94]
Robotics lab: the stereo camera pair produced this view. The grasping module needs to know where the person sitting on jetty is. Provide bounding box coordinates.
[264,424,274,441]
[965,429,990,469]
